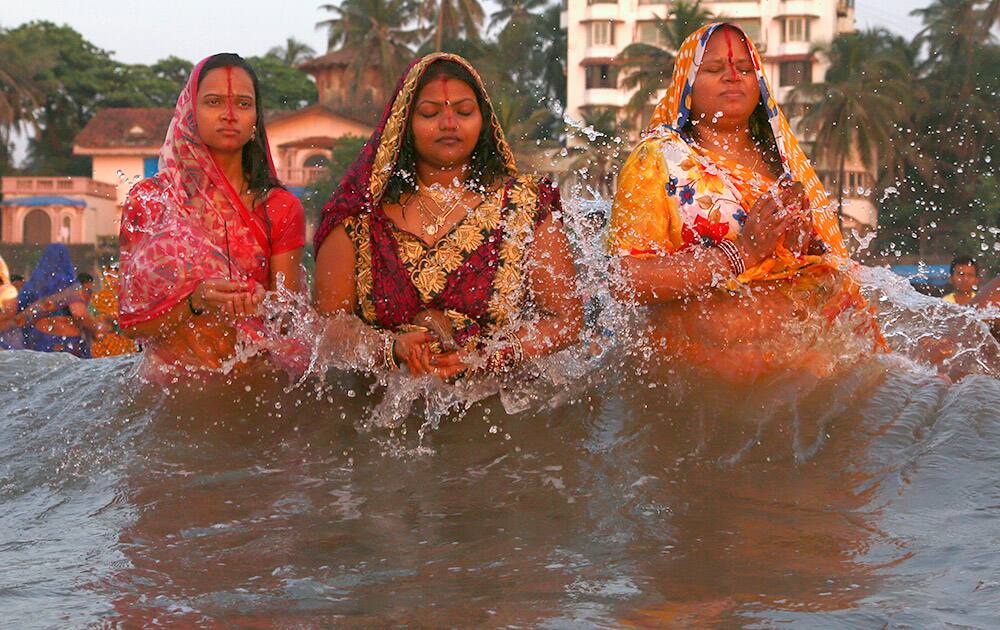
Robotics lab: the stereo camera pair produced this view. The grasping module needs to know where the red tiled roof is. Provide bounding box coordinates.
[74,108,173,149]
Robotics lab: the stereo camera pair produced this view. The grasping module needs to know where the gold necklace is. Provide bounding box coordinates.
[414,193,464,236]
[415,180,466,236]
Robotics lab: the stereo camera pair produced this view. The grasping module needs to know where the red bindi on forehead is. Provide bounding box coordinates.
[722,28,738,80]
[225,66,236,118]
[439,77,456,126]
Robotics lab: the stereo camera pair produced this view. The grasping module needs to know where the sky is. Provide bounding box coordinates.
[0,0,930,163]
[0,0,931,67]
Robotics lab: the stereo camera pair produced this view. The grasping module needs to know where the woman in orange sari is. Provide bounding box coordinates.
[610,23,882,381]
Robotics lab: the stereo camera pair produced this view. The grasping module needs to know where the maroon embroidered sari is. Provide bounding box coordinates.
[314,53,563,346]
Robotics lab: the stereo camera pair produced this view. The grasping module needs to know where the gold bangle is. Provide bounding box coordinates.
[382,333,398,371]
[503,329,525,365]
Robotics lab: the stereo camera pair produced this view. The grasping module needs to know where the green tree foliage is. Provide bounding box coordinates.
[0,28,53,174]
[791,30,913,229]
[318,0,422,100]
[247,55,317,110]
[5,22,121,175]
[860,0,999,262]
[267,37,317,66]
[615,0,715,125]
[423,0,486,52]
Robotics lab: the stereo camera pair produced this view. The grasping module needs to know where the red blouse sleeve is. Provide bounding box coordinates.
[536,177,561,227]
[265,189,306,255]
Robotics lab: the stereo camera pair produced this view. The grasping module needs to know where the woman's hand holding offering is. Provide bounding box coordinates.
[738,193,794,267]
[777,181,813,256]
[190,279,264,318]
[393,329,438,375]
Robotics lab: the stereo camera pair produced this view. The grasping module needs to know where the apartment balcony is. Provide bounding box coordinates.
[581,88,629,108]
[775,0,821,18]
[837,0,855,17]
[1,176,116,200]
[582,44,623,60]
[582,1,622,22]
[770,41,813,58]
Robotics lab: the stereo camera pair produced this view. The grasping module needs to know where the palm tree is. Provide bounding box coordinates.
[615,0,715,126]
[911,0,994,102]
[489,0,547,33]
[791,29,912,228]
[267,37,317,66]
[565,108,628,197]
[491,83,558,159]
[0,33,50,174]
[422,0,485,52]
[317,0,421,98]
[529,5,567,108]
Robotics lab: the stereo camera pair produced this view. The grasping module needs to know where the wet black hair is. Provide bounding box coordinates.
[10,274,23,282]
[76,272,94,284]
[197,53,284,206]
[951,255,978,275]
[381,59,510,205]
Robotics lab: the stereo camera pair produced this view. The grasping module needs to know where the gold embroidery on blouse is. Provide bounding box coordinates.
[405,188,505,304]
[344,215,377,324]
[487,177,540,326]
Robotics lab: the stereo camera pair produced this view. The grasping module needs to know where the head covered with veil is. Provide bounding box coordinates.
[612,22,846,273]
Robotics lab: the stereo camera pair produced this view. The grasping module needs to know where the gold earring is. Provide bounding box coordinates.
[250,125,257,141]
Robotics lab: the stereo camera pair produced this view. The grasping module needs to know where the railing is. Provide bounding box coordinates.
[1,176,116,200]
[280,167,328,187]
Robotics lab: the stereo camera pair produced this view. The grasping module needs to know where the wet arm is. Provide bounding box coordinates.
[68,300,105,336]
[519,213,584,358]
[614,247,735,305]
[270,247,303,293]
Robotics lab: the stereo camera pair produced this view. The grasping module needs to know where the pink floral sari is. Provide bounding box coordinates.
[118,57,279,329]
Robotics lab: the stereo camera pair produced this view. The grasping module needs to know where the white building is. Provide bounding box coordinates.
[562,0,877,233]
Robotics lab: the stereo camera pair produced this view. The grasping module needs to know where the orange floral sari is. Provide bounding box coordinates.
[610,23,883,380]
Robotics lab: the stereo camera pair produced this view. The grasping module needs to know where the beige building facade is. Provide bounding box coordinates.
[0,177,118,246]
[562,0,876,231]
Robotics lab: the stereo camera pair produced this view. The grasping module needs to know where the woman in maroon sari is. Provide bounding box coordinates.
[314,53,582,379]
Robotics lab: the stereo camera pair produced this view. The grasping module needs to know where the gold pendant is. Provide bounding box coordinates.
[425,224,439,236]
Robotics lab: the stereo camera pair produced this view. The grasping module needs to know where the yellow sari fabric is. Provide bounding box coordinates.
[611,22,844,272]
[610,23,884,377]
[90,269,139,358]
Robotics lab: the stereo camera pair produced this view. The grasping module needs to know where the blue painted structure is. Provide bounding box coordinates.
[0,196,87,207]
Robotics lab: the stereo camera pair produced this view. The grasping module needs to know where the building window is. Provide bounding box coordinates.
[782,17,810,43]
[636,21,667,47]
[585,64,619,89]
[636,0,665,4]
[779,60,812,86]
[587,0,617,4]
[730,19,762,46]
[587,21,615,47]
[60,216,72,243]
[143,156,159,179]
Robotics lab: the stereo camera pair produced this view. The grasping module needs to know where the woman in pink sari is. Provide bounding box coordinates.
[118,53,305,372]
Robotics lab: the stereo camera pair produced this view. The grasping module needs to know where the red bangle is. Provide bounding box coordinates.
[716,240,746,276]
